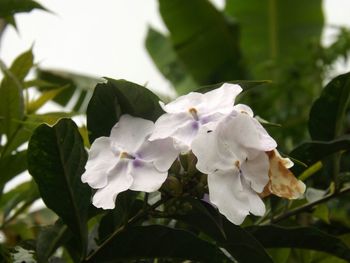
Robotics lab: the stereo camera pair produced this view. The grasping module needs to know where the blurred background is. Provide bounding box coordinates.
[1,0,350,95]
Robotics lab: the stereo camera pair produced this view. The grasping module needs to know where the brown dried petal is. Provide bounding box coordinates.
[262,150,305,199]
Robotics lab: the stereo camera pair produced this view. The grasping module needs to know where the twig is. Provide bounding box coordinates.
[267,186,350,224]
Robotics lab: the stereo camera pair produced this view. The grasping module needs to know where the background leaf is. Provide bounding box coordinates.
[158,0,246,85]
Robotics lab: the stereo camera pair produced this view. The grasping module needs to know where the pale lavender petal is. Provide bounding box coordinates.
[200,83,242,114]
[81,137,115,189]
[149,112,190,141]
[110,114,154,152]
[207,171,250,225]
[129,160,168,192]
[192,125,234,174]
[233,104,254,117]
[92,160,133,209]
[241,151,270,193]
[136,138,179,172]
[160,92,203,114]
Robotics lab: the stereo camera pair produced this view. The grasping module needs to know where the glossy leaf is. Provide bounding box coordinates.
[290,135,350,167]
[158,0,246,85]
[196,80,271,93]
[225,0,323,77]
[309,72,350,140]
[86,225,230,263]
[145,27,197,94]
[170,198,273,263]
[27,118,90,257]
[247,225,350,261]
[86,78,163,143]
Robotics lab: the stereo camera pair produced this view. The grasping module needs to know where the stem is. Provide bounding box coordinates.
[84,198,166,262]
[267,186,350,224]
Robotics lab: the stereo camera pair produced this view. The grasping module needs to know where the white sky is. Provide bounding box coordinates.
[2,0,350,97]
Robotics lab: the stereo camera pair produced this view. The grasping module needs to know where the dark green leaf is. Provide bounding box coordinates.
[27,119,90,257]
[98,191,142,242]
[86,78,163,143]
[290,135,350,167]
[309,72,350,140]
[247,225,350,261]
[159,0,246,85]
[0,0,47,18]
[225,0,324,77]
[36,221,70,263]
[86,225,230,263]
[145,27,197,94]
[170,199,273,263]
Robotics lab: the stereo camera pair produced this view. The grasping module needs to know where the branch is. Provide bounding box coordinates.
[268,186,350,224]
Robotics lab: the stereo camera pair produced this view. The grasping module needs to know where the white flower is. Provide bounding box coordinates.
[149,83,243,153]
[192,109,277,225]
[81,114,179,209]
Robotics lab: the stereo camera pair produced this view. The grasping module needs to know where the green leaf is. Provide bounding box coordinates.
[36,221,70,263]
[37,69,100,113]
[98,191,142,242]
[170,199,273,263]
[225,0,324,77]
[0,180,39,222]
[290,135,350,174]
[158,0,246,85]
[2,112,75,156]
[309,72,350,140]
[0,150,27,191]
[27,86,67,114]
[27,118,91,258]
[9,48,34,82]
[0,0,47,18]
[86,78,163,143]
[0,60,24,138]
[145,27,197,94]
[86,225,230,263]
[246,225,350,261]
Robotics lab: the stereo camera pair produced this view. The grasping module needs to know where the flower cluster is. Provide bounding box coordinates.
[82,83,305,224]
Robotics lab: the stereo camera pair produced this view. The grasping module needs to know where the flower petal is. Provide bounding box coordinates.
[149,112,190,141]
[110,114,154,152]
[136,138,179,172]
[220,113,277,152]
[92,160,133,209]
[201,83,242,114]
[241,151,270,193]
[208,170,264,225]
[81,137,115,189]
[264,150,306,199]
[129,160,168,192]
[192,125,233,174]
[160,92,203,114]
[233,104,254,117]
